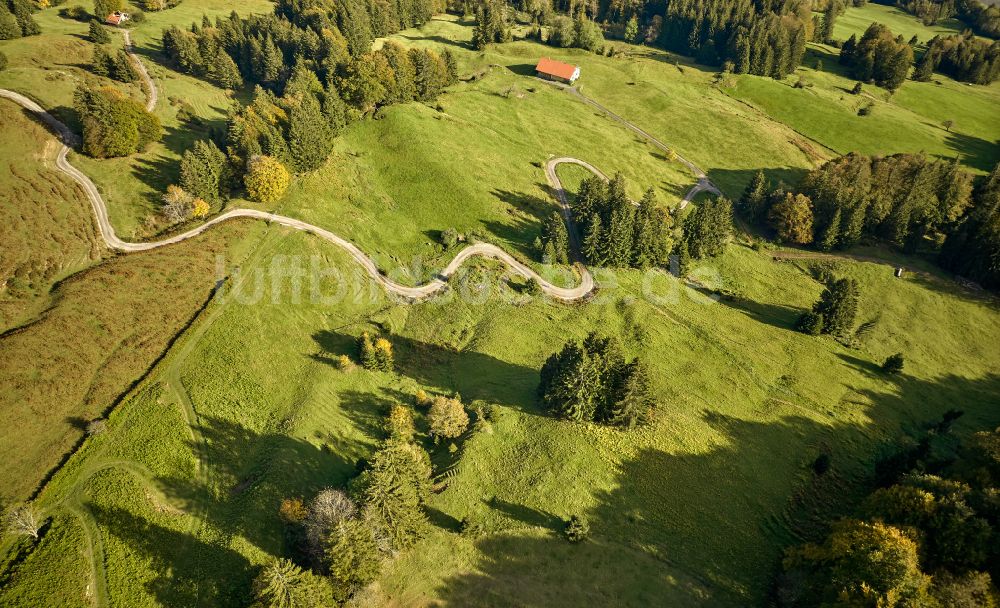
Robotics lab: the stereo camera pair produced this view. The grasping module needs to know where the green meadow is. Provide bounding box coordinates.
[0,4,999,608]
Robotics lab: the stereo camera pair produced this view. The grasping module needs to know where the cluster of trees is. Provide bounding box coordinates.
[357,332,394,372]
[795,153,976,252]
[273,438,433,603]
[0,0,40,40]
[680,195,733,261]
[472,0,512,48]
[840,23,914,91]
[161,185,210,224]
[740,158,1000,291]
[156,5,457,215]
[914,33,1000,85]
[73,84,162,158]
[940,163,1000,289]
[778,424,1000,606]
[138,0,183,11]
[795,277,860,336]
[161,9,457,104]
[657,0,810,78]
[541,13,605,52]
[91,45,140,83]
[538,332,654,428]
[571,174,674,268]
[894,0,1000,38]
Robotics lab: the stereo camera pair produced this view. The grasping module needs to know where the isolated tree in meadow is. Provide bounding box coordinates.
[3,503,41,539]
[180,139,229,202]
[882,352,904,374]
[807,277,859,336]
[89,19,110,43]
[850,81,863,94]
[942,119,954,132]
[250,558,334,608]
[738,169,770,224]
[244,155,290,203]
[0,51,7,71]
[768,192,814,244]
[324,516,381,602]
[428,396,469,440]
[564,515,589,542]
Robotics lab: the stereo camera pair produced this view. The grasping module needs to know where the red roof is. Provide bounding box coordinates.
[535,57,578,80]
[106,13,123,25]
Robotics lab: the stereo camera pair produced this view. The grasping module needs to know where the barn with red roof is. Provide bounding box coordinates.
[535,57,580,84]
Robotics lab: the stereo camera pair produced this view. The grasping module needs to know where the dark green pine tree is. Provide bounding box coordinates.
[180,139,230,202]
[631,188,658,268]
[817,207,842,251]
[582,212,604,265]
[89,20,110,44]
[91,45,111,77]
[261,35,284,85]
[111,49,138,83]
[912,50,935,81]
[813,278,859,336]
[738,169,770,224]
[541,212,570,265]
[604,174,635,266]
[211,51,243,89]
[288,93,334,173]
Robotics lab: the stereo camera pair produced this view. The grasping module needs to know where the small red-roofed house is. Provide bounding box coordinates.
[106,11,129,26]
[535,57,580,84]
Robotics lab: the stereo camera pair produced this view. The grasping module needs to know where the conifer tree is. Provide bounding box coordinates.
[89,19,110,44]
[288,93,334,172]
[738,169,770,224]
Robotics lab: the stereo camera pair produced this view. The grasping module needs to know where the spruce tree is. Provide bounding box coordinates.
[89,19,110,44]
[812,278,859,335]
[180,139,229,202]
[582,213,604,264]
[541,212,570,264]
[288,93,334,172]
[738,169,770,223]
[325,518,380,602]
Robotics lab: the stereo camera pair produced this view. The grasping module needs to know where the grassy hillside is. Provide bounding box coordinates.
[2,220,996,606]
[832,3,967,43]
[0,100,101,332]
[1,6,999,608]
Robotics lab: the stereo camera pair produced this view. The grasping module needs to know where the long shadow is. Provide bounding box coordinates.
[89,503,254,607]
[154,414,363,557]
[397,33,472,50]
[311,329,541,412]
[432,372,1000,606]
[712,291,803,331]
[943,130,1000,173]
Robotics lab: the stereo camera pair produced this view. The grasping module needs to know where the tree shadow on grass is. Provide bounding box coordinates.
[433,371,1000,606]
[942,130,999,173]
[154,414,364,558]
[89,503,255,607]
[311,329,541,413]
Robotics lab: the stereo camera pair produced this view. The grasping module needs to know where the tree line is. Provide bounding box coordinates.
[0,0,39,40]
[738,156,1000,290]
[914,32,1000,85]
[894,0,1000,38]
[777,422,1000,606]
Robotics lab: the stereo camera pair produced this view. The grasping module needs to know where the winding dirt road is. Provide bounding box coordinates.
[0,42,718,302]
